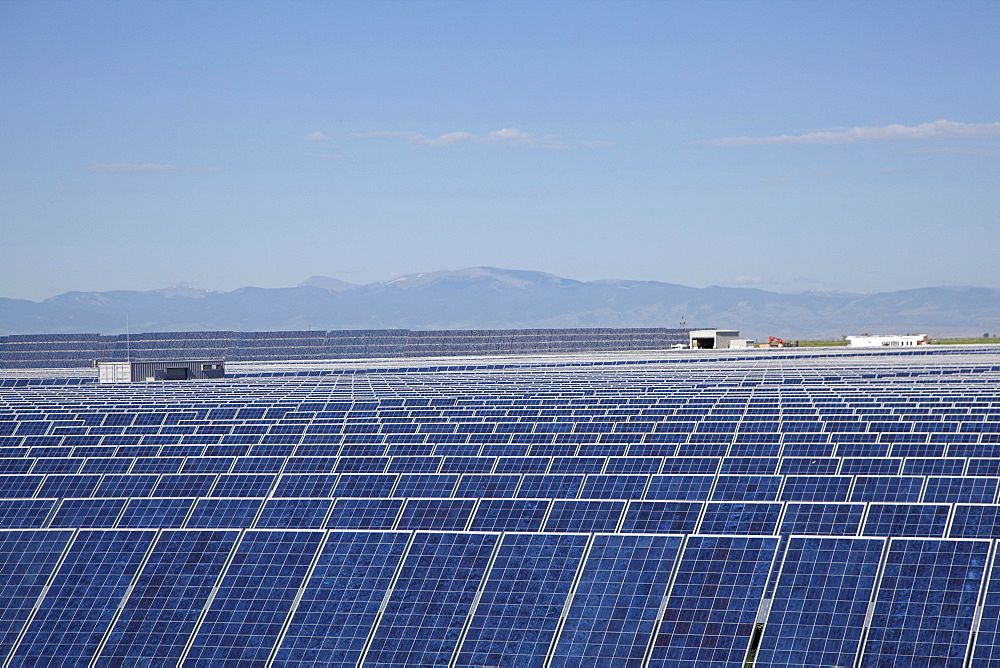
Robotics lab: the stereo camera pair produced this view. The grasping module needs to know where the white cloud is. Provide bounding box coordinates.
[86,162,177,172]
[733,275,764,285]
[303,131,330,141]
[354,127,566,148]
[712,120,1000,146]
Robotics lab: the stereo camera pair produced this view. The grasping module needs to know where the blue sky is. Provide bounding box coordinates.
[2,0,999,300]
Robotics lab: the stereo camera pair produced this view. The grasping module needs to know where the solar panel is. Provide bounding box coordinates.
[620,500,703,533]
[185,497,263,528]
[551,533,683,665]
[544,499,625,533]
[860,538,989,664]
[116,497,194,528]
[0,529,75,658]
[325,498,403,530]
[255,498,333,529]
[455,533,589,667]
[755,536,884,667]
[8,529,157,664]
[396,498,476,531]
[363,531,499,665]
[468,498,549,532]
[183,530,325,663]
[650,535,779,665]
[698,502,781,535]
[861,503,950,537]
[97,529,240,664]
[273,530,411,666]
[49,497,126,528]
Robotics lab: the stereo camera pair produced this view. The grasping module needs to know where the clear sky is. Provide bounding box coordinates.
[2,0,999,301]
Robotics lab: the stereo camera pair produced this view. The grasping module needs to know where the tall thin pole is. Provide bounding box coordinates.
[126,311,130,363]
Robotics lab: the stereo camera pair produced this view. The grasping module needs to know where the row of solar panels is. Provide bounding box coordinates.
[1,528,998,665]
[11,495,1000,538]
[0,327,693,367]
[15,453,1000,476]
[10,471,1000,504]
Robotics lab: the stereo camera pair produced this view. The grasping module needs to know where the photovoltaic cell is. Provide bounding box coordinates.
[49,497,126,528]
[96,529,239,665]
[185,497,263,528]
[325,498,403,530]
[550,534,683,666]
[273,531,411,666]
[649,535,779,666]
[970,547,1000,664]
[455,533,589,667]
[756,536,884,667]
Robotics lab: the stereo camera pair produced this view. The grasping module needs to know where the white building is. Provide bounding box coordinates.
[846,334,928,348]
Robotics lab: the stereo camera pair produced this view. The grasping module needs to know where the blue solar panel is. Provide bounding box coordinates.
[861,538,989,664]
[396,498,476,530]
[644,474,714,500]
[454,473,521,498]
[580,473,649,499]
[0,529,74,658]
[698,502,781,535]
[711,474,782,501]
[971,547,1000,663]
[273,473,340,497]
[49,497,126,528]
[331,473,397,498]
[97,529,239,664]
[544,499,625,532]
[779,502,865,536]
[255,498,332,529]
[779,474,852,502]
[861,503,950,537]
[326,498,403,530]
[650,535,779,665]
[364,531,499,665]
[469,499,549,532]
[756,537,885,667]
[551,533,684,665]
[620,500,703,533]
[849,475,925,503]
[116,497,194,528]
[456,533,589,667]
[948,504,1000,539]
[273,531,411,666]
[518,474,584,498]
[923,476,998,504]
[0,499,56,528]
[184,530,325,663]
[9,529,156,664]
[185,497,263,528]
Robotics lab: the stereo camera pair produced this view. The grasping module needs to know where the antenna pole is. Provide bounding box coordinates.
[126,312,130,363]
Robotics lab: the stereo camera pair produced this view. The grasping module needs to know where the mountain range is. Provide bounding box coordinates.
[3,267,999,340]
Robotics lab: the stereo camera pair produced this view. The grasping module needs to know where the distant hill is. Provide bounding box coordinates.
[2,267,999,340]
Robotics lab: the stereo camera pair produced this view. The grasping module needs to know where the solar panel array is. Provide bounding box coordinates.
[1,344,1000,664]
[0,327,692,367]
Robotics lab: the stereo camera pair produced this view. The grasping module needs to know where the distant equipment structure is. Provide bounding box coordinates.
[98,360,225,383]
[688,329,742,350]
[846,334,929,348]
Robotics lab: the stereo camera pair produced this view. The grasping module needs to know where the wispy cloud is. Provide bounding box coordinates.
[712,120,1000,146]
[354,127,567,149]
[85,162,177,172]
[302,131,330,141]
